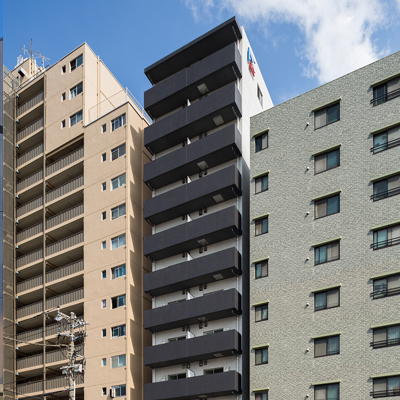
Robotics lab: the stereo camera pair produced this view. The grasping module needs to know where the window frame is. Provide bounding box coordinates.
[255,347,268,365]
[314,148,340,174]
[257,84,263,106]
[111,384,126,397]
[372,224,400,250]
[70,110,83,127]
[372,274,400,299]
[111,234,126,250]
[372,376,400,398]
[372,324,400,349]
[372,174,400,201]
[255,217,268,236]
[255,175,268,194]
[314,103,340,130]
[111,114,126,132]
[314,383,339,400]
[255,260,268,279]
[70,54,83,72]
[111,264,126,280]
[111,354,126,369]
[314,194,340,219]
[314,288,340,311]
[372,76,400,106]
[255,391,268,400]
[111,324,126,338]
[255,304,268,322]
[111,143,126,161]
[314,335,340,358]
[70,82,83,99]
[111,204,126,220]
[255,132,268,153]
[314,241,340,265]
[111,294,126,309]
[371,125,400,154]
[111,174,126,191]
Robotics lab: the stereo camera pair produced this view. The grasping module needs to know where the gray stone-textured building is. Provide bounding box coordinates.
[250,51,400,399]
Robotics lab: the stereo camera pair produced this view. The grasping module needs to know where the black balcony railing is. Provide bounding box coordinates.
[370,237,400,250]
[370,388,400,398]
[371,87,400,106]
[370,337,400,349]
[370,137,400,154]
[371,186,400,201]
[370,286,400,299]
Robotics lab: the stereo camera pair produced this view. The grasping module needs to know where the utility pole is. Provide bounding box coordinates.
[55,308,89,400]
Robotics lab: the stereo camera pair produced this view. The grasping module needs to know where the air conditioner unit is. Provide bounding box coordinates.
[161,340,166,344]
[223,366,230,372]
[110,388,116,398]
[223,328,229,331]
[161,377,166,382]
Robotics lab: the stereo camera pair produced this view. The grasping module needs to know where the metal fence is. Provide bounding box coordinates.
[17,195,43,218]
[17,143,44,167]
[46,175,84,203]
[17,90,44,116]
[16,248,43,268]
[17,117,44,142]
[17,169,43,192]
[46,147,84,176]
[46,203,83,230]
[46,231,84,257]
[16,221,43,243]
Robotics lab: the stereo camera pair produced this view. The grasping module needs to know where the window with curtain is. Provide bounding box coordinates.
[255,260,268,279]
[255,217,268,236]
[314,383,339,400]
[255,304,268,321]
[314,288,340,311]
[314,241,340,265]
[314,149,340,174]
[111,234,126,250]
[314,194,340,219]
[111,114,126,131]
[70,110,83,126]
[112,264,126,279]
[373,376,400,397]
[373,174,400,201]
[373,224,400,250]
[111,204,126,220]
[255,391,268,400]
[314,103,340,129]
[372,125,400,153]
[111,174,126,191]
[372,77,400,106]
[255,347,268,365]
[372,324,400,348]
[111,354,126,368]
[314,335,340,357]
[255,132,268,152]
[255,175,268,194]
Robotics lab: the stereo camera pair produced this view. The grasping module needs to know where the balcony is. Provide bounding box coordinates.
[17,195,43,218]
[46,203,84,230]
[46,231,84,257]
[145,165,241,225]
[17,169,43,192]
[17,323,59,343]
[17,222,43,243]
[144,83,242,154]
[17,117,44,142]
[144,288,240,332]
[17,348,67,370]
[144,247,240,297]
[144,16,241,85]
[144,370,240,400]
[144,206,241,261]
[145,43,242,119]
[17,143,44,167]
[46,147,84,177]
[144,329,240,368]
[17,248,43,268]
[370,137,400,154]
[17,90,44,116]
[46,175,84,203]
[17,375,84,395]
[144,124,241,190]
[371,186,400,201]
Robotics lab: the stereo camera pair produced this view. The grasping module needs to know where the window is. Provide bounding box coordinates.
[372,77,400,106]
[257,85,263,106]
[372,174,400,201]
[372,376,400,398]
[255,175,268,194]
[111,324,126,338]
[111,234,126,250]
[314,241,340,265]
[112,264,126,279]
[168,373,186,380]
[255,132,268,152]
[101,241,106,250]
[61,65,66,74]
[111,114,126,131]
[255,304,268,321]
[372,325,400,349]
[101,182,106,191]
[372,126,400,154]
[314,194,340,219]
[372,224,400,250]
[101,299,106,308]
[101,153,106,162]
[255,260,268,279]
[168,336,186,342]
[61,92,66,101]
[101,270,106,279]
[255,217,268,236]
[61,120,66,128]
[255,391,268,400]
[372,274,400,299]
[204,368,223,375]
[314,383,339,400]
[70,82,83,99]
[111,354,126,369]
[255,347,268,365]
[314,288,340,311]
[101,211,106,220]
[102,124,106,133]
[70,110,83,126]
[314,103,340,129]
[111,174,126,191]
[111,294,126,309]
[70,54,83,71]
[111,143,126,161]
[111,384,126,397]
[314,335,340,357]
[101,358,106,367]
[314,148,340,174]
[101,329,106,337]
[111,204,126,220]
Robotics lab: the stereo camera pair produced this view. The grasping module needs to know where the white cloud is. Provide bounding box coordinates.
[184,0,392,84]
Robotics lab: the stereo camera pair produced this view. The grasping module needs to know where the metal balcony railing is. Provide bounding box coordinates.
[17,143,44,167]
[371,87,400,106]
[17,352,44,370]
[46,231,84,257]
[370,237,400,250]
[17,195,43,218]
[17,380,44,395]
[17,117,44,142]
[370,388,400,397]
[370,286,400,299]
[16,375,84,395]
[17,248,44,268]
[46,203,83,230]
[17,91,44,116]
[371,186,400,201]
[370,337,400,349]
[46,175,84,203]
[46,349,66,364]
[46,147,84,176]
[46,374,84,390]
[17,169,43,192]
[370,137,400,154]
[17,323,59,343]
[16,273,44,294]
[17,221,43,243]
[16,299,43,319]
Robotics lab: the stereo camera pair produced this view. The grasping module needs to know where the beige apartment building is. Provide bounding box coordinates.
[5,44,151,399]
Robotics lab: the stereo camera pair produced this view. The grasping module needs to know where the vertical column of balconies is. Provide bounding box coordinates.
[143,17,246,400]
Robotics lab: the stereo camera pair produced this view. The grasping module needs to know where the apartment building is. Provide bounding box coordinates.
[250,51,400,399]
[142,17,272,400]
[3,44,151,399]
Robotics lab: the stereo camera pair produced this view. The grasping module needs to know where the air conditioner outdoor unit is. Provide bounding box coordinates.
[161,377,167,381]
[110,388,116,398]
[223,366,230,372]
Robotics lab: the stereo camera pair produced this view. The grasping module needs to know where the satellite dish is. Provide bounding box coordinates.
[55,315,63,322]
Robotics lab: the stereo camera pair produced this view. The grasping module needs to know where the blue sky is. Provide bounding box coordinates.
[3,0,400,106]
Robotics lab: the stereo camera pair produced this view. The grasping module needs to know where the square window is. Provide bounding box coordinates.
[255,175,268,194]
[111,294,126,309]
[255,347,268,365]
[314,383,339,400]
[101,211,106,221]
[101,358,106,367]
[101,329,106,337]
[314,103,340,129]
[61,92,66,101]
[314,288,340,311]
[101,270,106,279]
[70,110,83,127]
[314,194,340,219]
[61,120,66,128]
[102,124,106,133]
[70,82,83,99]
[255,217,268,236]
[101,182,106,191]
[372,77,400,106]
[314,148,340,174]
[112,264,126,279]
[70,54,83,71]
[111,143,126,161]
[255,260,268,279]
[111,234,126,250]
[111,204,126,220]
[111,354,126,369]
[111,114,126,131]
[101,300,106,308]
[102,387,107,396]
[111,384,126,397]
[101,241,106,250]
[314,241,340,265]
[101,153,106,162]
[111,324,126,338]
[255,304,268,321]
[255,132,268,152]
[61,65,66,74]
[314,335,340,357]
[111,174,126,191]
[372,125,400,154]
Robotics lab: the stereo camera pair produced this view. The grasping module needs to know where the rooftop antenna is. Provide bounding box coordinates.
[36,49,50,69]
